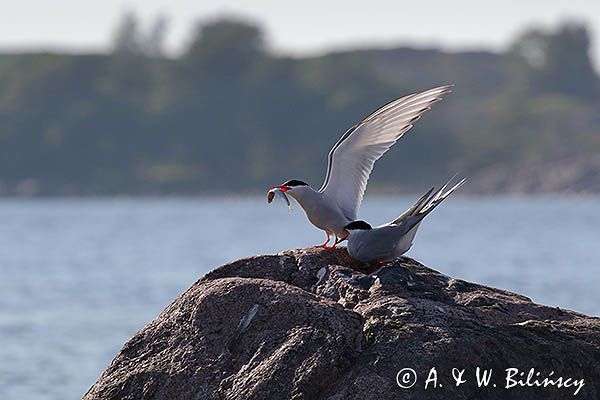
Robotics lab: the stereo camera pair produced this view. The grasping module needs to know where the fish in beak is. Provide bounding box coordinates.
[267,187,291,212]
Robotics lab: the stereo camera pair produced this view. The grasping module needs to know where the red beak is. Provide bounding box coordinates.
[273,185,290,192]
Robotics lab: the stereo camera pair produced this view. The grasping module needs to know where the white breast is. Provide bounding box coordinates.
[288,188,351,236]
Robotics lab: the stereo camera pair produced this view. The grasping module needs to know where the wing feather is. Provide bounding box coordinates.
[319,85,453,220]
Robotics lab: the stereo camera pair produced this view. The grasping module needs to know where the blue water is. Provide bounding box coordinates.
[0,196,598,399]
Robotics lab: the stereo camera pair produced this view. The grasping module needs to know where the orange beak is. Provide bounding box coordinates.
[273,185,290,192]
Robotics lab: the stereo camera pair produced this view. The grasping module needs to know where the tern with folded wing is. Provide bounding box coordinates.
[344,176,466,264]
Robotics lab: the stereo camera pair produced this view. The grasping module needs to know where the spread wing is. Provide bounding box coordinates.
[319,85,453,220]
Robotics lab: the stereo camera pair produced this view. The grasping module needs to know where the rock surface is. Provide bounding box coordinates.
[85,248,600,400]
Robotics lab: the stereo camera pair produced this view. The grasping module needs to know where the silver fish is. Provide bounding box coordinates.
[267,187,291,212]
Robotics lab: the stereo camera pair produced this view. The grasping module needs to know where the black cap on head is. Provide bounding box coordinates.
[283,179,308,187]
[344,220,372,230]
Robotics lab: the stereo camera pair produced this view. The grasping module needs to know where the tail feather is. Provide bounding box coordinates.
[390,186,434,225]
[428,172,458,204]
[422,177,466,213]
[393,176,466,235]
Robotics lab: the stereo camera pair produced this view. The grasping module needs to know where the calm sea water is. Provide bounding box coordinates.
[0,196,598,399]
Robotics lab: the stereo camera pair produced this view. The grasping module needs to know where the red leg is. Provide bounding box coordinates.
[324,234,338,250]
[323,233,348,250]
[315,232,331,248]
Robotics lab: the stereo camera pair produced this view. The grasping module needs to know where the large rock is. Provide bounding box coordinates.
[85,248,600,400]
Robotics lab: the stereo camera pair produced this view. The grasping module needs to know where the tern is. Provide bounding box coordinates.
[344,176,466,264]
[269,85,453,249]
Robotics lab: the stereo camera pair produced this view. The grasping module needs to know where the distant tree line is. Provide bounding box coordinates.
[0,15,598,195]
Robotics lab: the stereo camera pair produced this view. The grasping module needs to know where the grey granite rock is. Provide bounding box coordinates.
[85,248,600,400]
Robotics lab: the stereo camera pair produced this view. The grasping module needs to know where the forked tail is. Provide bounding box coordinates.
[392,175,466,234]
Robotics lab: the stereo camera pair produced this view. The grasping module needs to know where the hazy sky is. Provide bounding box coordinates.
[2,0,600,68]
